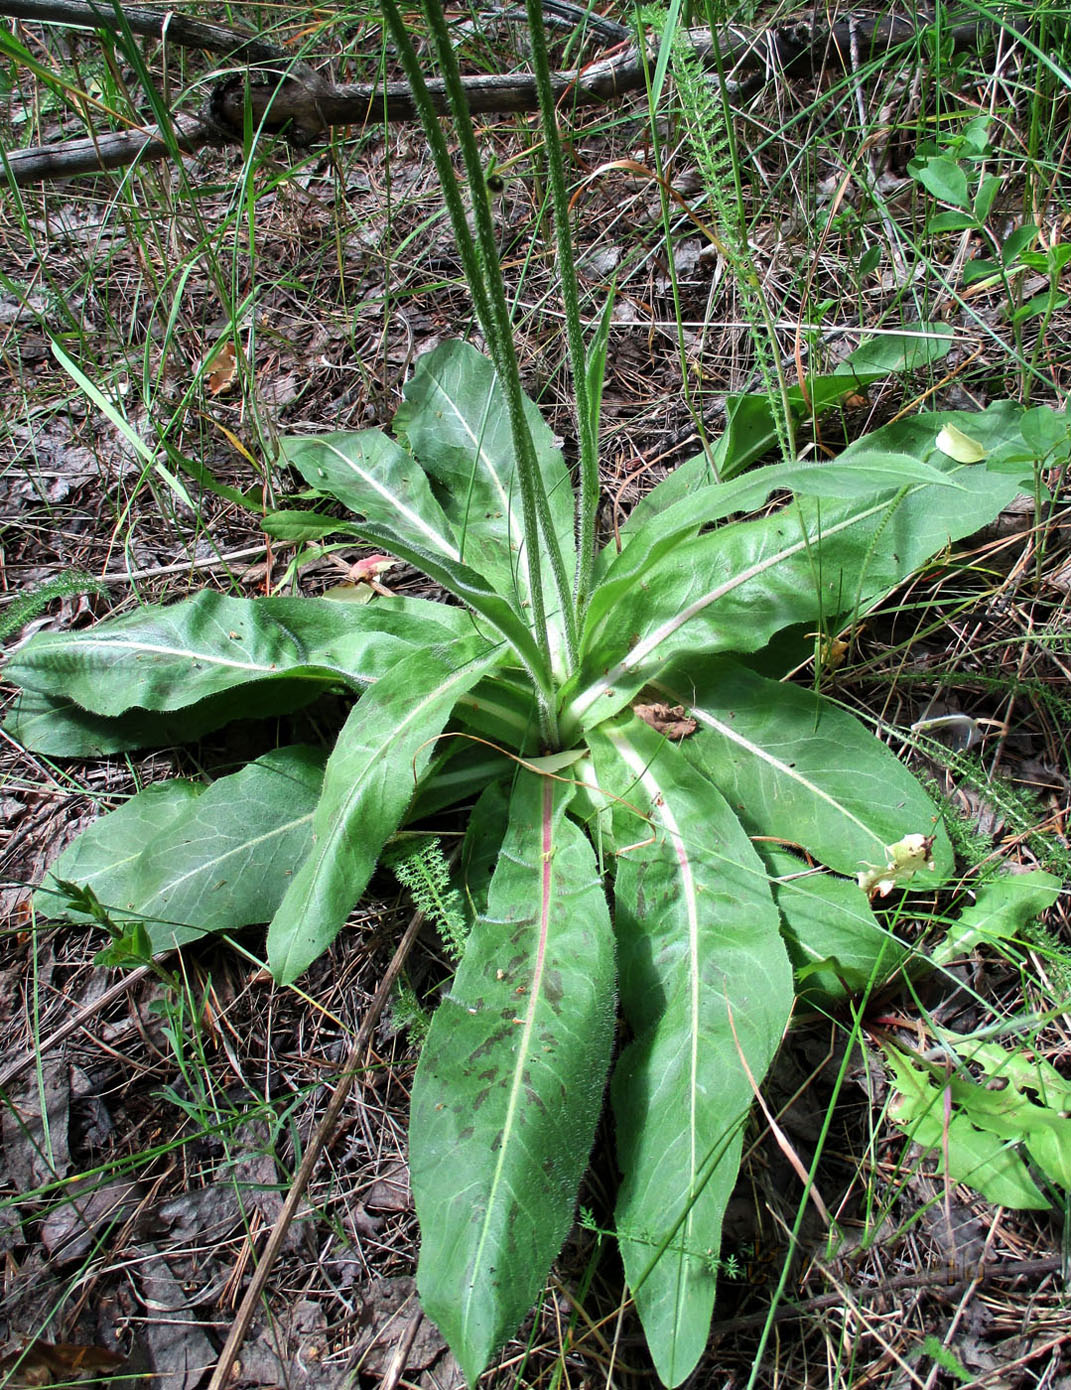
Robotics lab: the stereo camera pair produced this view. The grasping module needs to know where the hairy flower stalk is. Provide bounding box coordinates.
[379,0,577,738]
[523,0,601,612]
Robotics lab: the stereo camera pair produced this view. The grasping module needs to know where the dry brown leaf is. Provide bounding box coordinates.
[362,1158,411,1211]
[2,1059,71,1188]
[633,701,698,740]
[40,1176,143,1260]
[0,1340,125,1387]
[203,341,237,396]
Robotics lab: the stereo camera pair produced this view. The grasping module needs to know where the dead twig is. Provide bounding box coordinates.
[0,6,1010,184]
[0,957,167,1091]
[707,1256,1066,1338]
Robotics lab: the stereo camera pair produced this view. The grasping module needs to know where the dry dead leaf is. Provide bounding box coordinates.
[633,701,698,740]
[0,1340,125,1387]
[40,1176,143,1260]
[203,341,237,396]
[362,1158,411,1211]
[351,1278,445,1377]
[2,1059,71,1188]
[237,1299,346,1389]
[136,1253,217,1390]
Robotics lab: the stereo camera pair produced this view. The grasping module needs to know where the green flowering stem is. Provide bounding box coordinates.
[378,0,576,739]
[523,0,601,613]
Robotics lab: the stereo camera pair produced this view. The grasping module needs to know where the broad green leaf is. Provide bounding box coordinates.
[712,390,793,483]
[619,391,859,526]
[455,779,511,932]
[35,780,204,921]
[932,870,1062,966]
[626,325,956,526]
[454,672,543,754]
[1020,406,1070,459]
[407,741,510,820]
[588,719,792,1387]
[320,516,552,696]
[763,850,909,1006]
[929,210,977,233]
[659,658,953,881]
[911,154,971,209]
[832,323,955,375]
[268,636,500,983]
[569,409,1022,729]
[279,428,460,559]
[879,400,1028,457]
[1011,291,1067,326]
[260,509,367,542]
[624,379,879,511]
[411,770,615,1385]
[817,451,963,491]
[369,592,491,636]
[961,257,1001,286]
[8,592,480,753]
[1002,223,1039,266]
[580,452,963,661]
[36,747,326,949]
[6,679,326,756]
[957,116,992,156]
[393,339,576,615]
[3,592,455,717]
[972,172,1000,225]
[884,1047,1049,1209]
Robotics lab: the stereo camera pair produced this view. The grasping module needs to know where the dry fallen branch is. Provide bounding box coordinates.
[1,1,1014,185]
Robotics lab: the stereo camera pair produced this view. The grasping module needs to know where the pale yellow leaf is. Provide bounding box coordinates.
[936,423,986,463]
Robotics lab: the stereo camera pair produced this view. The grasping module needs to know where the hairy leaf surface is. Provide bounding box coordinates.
[660,659,953,880]
[625,326,956,525]
[763,850,909,1005]
[454,780,511,934]
[260,509,368,543]
[589,719,792,1387]
[278,427,460,558]
[35,780,203,923]
[5,679,331,756]
[570,441,1020,729]
[454,672,544,754]
[584,451,961,641]
[411,770,615,1386]
[393,340,576,617]
[268,636,500,983]
[37,747,326,948]
[315,517,552,693]
[3,592,452,717]
[406,743,512,820]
